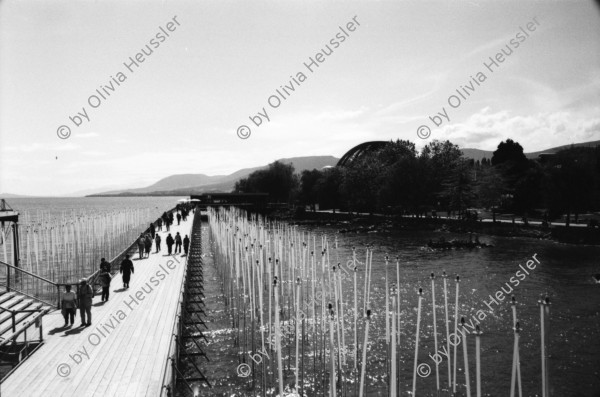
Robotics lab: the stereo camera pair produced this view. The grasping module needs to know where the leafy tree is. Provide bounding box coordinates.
[491,139,527,166]
[234,161,299,203]
[439,158,477,215]
[543,147,600,226]
[315,167,343,211]
[421,140,463,210]
[299,169,322,210]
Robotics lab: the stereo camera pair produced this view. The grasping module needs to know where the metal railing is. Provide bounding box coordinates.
[161,210,210,397]
[0,307,49,346]
[0,261,60,308]
[0,207,181,309]
[161,259,189,397]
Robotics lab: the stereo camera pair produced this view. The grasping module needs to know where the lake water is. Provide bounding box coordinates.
[199,224,600,397]
[3,198,600,396]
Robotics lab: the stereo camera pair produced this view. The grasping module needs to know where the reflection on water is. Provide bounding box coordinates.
[199,224,600,397]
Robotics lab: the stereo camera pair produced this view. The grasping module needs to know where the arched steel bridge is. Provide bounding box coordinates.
[337,141,390,167]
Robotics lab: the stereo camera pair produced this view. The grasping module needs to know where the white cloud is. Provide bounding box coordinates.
[436,107,600,151]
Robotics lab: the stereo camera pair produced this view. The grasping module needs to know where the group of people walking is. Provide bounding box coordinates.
[60,207,193,328]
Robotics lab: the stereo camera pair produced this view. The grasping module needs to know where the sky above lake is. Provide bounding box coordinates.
[1,0,599,196]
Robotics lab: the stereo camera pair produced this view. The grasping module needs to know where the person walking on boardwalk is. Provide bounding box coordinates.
[162,212,170,231]
[168,212,174,228]
[144,233,153,256]
[175,232,182,254]
[120,254,134,288]
[150,223,156,239]
[99,257,111,273]
[77,278,93,326]
[157,217,163,231]
[183,234,190,256]
[61,285,77,327]
[137,233,145,259]
[155,233,162,253]
[99,270,111,302]
[166,233,175,255]
[176,212,182,225]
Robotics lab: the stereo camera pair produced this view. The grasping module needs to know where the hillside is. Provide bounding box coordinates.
[90,155,339,196]
[461,140,600,161]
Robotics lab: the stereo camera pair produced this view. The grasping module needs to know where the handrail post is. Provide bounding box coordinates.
[56,284,61,309]
[7,264,10,292]
[171,353,177,393]
[12,313,16,333]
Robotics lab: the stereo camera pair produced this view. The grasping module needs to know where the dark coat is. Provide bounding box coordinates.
[175,234,182,244]
[120,258,134,275]
[78,284,94,307]
[183,236,190,248]
[99,272,111,287]
[166,235,174,246]
[100,260,111,273]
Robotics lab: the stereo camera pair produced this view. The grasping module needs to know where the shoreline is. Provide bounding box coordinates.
[275,210,600,246]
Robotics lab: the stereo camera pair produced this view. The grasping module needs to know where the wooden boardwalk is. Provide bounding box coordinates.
[1,215,194,397]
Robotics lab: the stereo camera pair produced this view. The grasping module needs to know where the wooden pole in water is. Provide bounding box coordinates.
[385,256,390,394]
[329,304,337,397]
[442,271,452,390]
[511,320,522,397]
[274,277,284,397]
[475,325,482,397]
[540,295,546,397]
[412,288,423,397]
[353,247,358,371]
[358,309,371,397]
[295,277,301,391]
[363,247,369,315]
[453,275,460,393]
[461,318,472,397]
[540,295,551,397]
[431,273,440,393]
[390,285,397,397]
[510,296,523,397]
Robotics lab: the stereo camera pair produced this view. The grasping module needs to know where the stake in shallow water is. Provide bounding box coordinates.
[442,271,452,390]
[510,296,523,397]
[461,317,472,397]
[431,272,440,393]
[453,275,460,393]
[412,288,423,397]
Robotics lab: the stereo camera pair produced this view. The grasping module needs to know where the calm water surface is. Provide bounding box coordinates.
[199,225,600,397]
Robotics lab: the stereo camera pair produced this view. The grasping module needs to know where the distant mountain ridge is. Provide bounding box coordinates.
[90,156,339,197]
[81,140,600,197]
[461,140,600,162]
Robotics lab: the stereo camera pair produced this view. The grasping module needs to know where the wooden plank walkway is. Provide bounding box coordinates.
[1,214,194,397]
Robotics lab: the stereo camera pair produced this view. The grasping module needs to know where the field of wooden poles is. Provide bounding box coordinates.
[208,207,552,397]
[0,207,152,283]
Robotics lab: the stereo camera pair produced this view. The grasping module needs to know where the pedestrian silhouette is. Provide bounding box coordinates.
[77,278,94,327]
[166,233,174,255]
[175,232,182,254]
[120,254,134,288]
[183,235,190,256]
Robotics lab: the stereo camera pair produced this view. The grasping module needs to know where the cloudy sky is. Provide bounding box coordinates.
[1,0,599,196]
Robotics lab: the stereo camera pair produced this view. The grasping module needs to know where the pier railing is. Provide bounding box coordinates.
[0,261,60,308]
[0,207,181,309]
